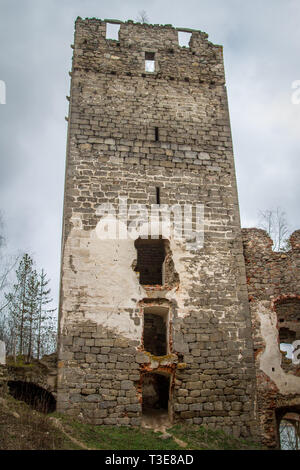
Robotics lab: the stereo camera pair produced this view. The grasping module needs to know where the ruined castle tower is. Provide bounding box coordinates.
[57,18,258,438]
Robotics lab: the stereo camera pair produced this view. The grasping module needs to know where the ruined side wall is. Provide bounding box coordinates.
[0,365,8,396]
[57,18,258,438]
[242,228,300,448]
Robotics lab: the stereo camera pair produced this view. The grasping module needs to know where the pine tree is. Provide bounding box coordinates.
[3,254,57,361]
[36,269,56,359]
[4,254,33,356]
[26,269,39,362]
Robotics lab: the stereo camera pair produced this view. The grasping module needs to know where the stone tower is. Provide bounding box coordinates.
[57,17,258,438]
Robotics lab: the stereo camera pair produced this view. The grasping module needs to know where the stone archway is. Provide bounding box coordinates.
[276,404,300,450]
[7,380,56,413]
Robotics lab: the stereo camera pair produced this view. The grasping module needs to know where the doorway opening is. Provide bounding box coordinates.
[142,372,171,428]
[276,406,300,450]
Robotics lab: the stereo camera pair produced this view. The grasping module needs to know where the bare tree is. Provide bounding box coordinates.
[280,418,300,450]
[136,10,149,24]
[0,212,4,251]
[0,211,19,310]
[258,207,290,252]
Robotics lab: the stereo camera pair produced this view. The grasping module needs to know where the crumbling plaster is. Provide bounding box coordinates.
[61,214,210,340]
[255,301,300,394]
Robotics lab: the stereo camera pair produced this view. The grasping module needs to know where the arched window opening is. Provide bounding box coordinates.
[276,407,300,450]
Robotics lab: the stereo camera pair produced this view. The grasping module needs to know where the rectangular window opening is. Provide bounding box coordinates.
[106,23,120,40]
[155,127,159,142]
[143,307,168,356]
[178,31,192,48]
[134,238,166,285]
[145,52,155,72]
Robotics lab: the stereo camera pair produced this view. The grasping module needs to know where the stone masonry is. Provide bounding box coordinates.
[57,17,260,438]
[242,229,300,448]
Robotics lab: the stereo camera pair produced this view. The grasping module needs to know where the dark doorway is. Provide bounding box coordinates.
[142,373,170,413]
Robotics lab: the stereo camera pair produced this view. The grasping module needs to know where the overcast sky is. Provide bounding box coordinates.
[0,0,299,309]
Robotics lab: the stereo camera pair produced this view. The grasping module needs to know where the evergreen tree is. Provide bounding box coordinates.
[25,269,39,362]
[4,254,33,356]
[36,269,56,359]
[3,254,57,361]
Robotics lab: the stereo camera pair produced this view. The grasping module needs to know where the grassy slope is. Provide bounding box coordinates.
[0,394,262,450]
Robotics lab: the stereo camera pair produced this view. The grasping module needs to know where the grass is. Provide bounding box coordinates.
[0,393,263,450]
[0,394,80,450]
[6,355,36,368]
[169,423,262,450]
[50,413,182,450]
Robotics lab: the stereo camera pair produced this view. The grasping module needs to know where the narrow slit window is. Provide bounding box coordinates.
[145,52,155,72]
[178,31,192,48]
[156,187,160,205]
[106,23,120,40]
[155,127,159,141]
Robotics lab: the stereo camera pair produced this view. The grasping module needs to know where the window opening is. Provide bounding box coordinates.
[106,23,120,40]
[143,306,168,356]
[156,187,160,205]
[275,299,300,367]
[145,52,155,72]
[277,408,300,450]
[178,31,192,48]
[134,238,165,285]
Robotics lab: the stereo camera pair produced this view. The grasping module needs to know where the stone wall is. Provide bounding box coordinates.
[57,18,258,439]
[7,354,58,397]
[0,365,8,396]
[242,228,300,448]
